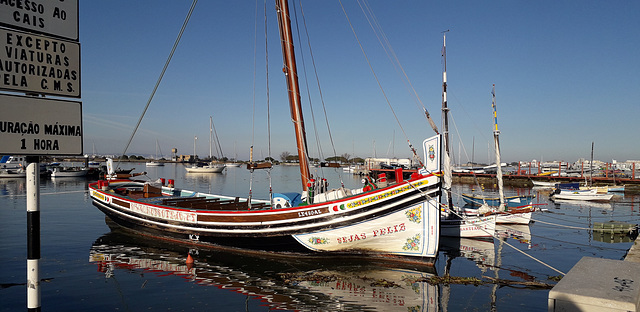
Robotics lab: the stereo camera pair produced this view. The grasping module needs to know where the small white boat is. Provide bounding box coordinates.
[531,180,556,188]
[0,167,26,178]
[51,166,89,178]
[551,188,614,201]
[185,162,226,173]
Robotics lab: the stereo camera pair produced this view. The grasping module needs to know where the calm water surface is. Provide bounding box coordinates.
[1,163,639,311]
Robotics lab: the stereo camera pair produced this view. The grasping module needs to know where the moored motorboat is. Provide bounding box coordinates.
[51,166,89,178]
[550,188,614,201]
[0,167,26,178]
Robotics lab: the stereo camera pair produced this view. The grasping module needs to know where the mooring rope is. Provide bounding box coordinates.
[409,182,567,275]
[531,218,592,230]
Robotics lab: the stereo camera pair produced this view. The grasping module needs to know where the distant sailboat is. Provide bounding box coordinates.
[185,116,225,173]
[146,140,165,167]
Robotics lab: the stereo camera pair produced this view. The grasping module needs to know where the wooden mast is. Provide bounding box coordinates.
[492,84,506,211]
[276,0,311,191]
[441,31,454,212]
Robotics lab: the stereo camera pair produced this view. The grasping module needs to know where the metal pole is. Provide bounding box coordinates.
[26,156,41,311]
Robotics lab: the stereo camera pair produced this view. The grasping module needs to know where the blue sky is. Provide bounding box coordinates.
[79,1,639,164]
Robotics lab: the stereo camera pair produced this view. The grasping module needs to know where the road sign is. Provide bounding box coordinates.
[0,0,78,41]
[0,93,82,155]
[0,28,80,97]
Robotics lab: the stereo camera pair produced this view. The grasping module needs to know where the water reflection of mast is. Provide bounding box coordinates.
[491,239,503,312]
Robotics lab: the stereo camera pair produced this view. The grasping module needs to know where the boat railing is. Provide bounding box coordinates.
[160,196,272,211]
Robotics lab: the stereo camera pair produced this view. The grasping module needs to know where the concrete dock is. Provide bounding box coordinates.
[626,235,640,263]
[548,234,640,311]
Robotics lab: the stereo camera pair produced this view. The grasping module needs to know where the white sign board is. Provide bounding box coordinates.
[0,28,80,97]
[0,0,78,41]
[0,93,82,155]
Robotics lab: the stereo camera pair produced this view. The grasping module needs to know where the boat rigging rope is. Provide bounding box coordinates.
[294,1,347,186]
[265,1,273,204]
[356,0,439,135]
[116,0,198,170]
[408,182,566,275]
[338,0,425,169]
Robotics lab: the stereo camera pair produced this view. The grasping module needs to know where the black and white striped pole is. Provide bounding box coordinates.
[26,156,41,312]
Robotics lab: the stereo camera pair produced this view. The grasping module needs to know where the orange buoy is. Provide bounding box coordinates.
[186,254,194,264]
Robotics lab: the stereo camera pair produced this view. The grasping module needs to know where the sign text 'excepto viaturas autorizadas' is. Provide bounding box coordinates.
[0,28,80,97]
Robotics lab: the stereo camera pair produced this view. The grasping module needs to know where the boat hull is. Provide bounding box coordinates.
[461,193,534,207]
[89,174,441,258]
[440,215,496,238]
[51,169,89,177]
[293,197,440,257]
[0,169,26,178]
[551,189,614,201]
[185,165,225,173]
[463,206,534,225]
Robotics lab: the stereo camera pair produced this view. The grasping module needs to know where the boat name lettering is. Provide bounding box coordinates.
[91,190,105,201]
[347,181,426,209]
[298,209,323,218]
[460,226,480,231]
[131,203,197,222]
[126,258,191,275]
[335,281,366,293]
[373,223,406,237]
[337,233,366,244]
[337,222,406,245]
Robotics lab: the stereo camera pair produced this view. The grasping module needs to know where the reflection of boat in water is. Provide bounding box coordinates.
[440,237,495,269]
[90,222,439,311]
[496,224,532,249]
[0,177,26,195]
[550,198,613,209]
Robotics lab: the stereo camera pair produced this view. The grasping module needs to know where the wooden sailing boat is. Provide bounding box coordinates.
[438,32,496,238]
[185,117,225,173]
[89,0,442,259]
[462,85,534,224]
